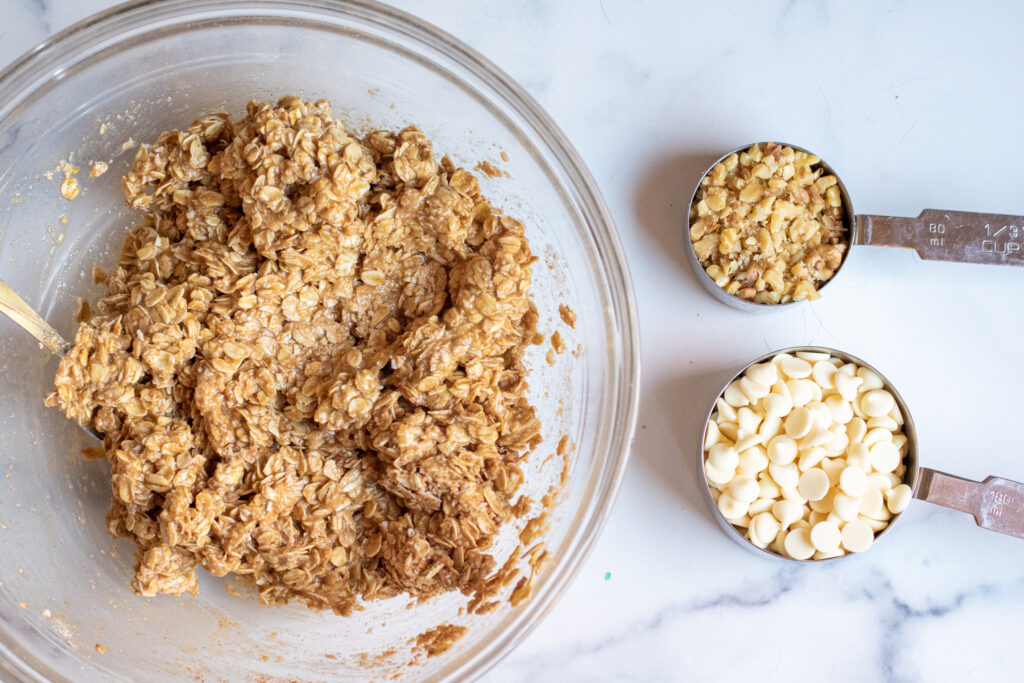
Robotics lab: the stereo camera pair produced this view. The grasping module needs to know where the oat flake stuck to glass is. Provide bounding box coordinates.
[45,96,546,616]
[689,142,848,304]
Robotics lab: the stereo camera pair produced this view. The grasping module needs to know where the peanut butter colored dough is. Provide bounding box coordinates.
[46,96,543,615]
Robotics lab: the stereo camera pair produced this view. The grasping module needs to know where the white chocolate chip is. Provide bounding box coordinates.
[723,380,749,407]
[729,475,761,504]
[780,485,807,504]
[797,446,827,472]
[758,473,782,499]
[746,363,777,388]
[749,498,775,517]
[868,472,893,492]
[784,526,816,560]
[708,442,739,473]
[779,355,812,379]
[795,351,831,363]
[870,441,901,474]
[811,360,837,389]
[814,547,846,560]
[737,406,762,435]
[810,520,841,552]
[862,427,892,448]
[767,435,798,465]
[704,420,722,450]
[771,378,792,402]
[801,427,833,450]
[867,415,899,431]
[808,510,828,526]
[806,401,833,431]
[845,442,871,471]
[769,462,800,489]
[798,468,830,501]
[886,484,912,514]
[832,492,861,521]
[839,466,868,497]
[860,514,889,532]
[825,394,854,425]
[740,376,771,403]
[846,417,867,444]
[808,488,837,514]
[823,426,849,455]
[888,403,905,426]
[751,512,782,547]
[716,398,738,423]
[772,529,789,556]
[734,433,764,453]
[718,492,748,520]
[786,379,814,407]
[820,457,845,487]
[758,415,783,441]
[737,447,769,475]
[860,489,892,521]
[771,499,805,528]
[856,367,884,391]
[705,459,733,486]
[858,487,883,515]
[862,389,895,418]
[784,407,814,439]
[834,372,863,402]
[763,393,793,420]
[840,519,874,552]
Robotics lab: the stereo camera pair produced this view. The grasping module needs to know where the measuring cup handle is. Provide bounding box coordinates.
[856,210,1024,266]
[915,468,1024,539]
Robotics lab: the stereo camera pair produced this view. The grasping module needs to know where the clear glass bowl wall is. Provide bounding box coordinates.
[0,1,638,681]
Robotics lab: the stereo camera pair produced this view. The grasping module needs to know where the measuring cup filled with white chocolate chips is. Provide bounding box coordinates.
[686,143,1024,310]
[700,347,1024,561]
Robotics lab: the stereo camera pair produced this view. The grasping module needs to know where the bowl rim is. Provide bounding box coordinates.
[0,1,641,681]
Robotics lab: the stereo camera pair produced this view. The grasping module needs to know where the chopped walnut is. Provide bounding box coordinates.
[45,96,543,615]
[689,143,848,304]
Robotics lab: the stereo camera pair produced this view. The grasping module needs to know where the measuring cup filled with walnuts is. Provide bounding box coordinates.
[686,142,1024,310]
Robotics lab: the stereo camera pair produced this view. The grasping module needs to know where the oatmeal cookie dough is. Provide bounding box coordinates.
[46,96,543,615]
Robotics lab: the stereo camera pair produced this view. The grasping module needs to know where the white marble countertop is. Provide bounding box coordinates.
[5,1,1024,681]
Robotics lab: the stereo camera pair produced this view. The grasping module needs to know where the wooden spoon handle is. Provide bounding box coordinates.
[0,278,70,355]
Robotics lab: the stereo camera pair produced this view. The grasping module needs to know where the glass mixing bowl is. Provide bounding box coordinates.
[0,1,639,681]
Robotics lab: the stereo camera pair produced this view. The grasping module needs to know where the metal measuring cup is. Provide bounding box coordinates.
[699,346,1024,562]
[686,143,1024,311]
